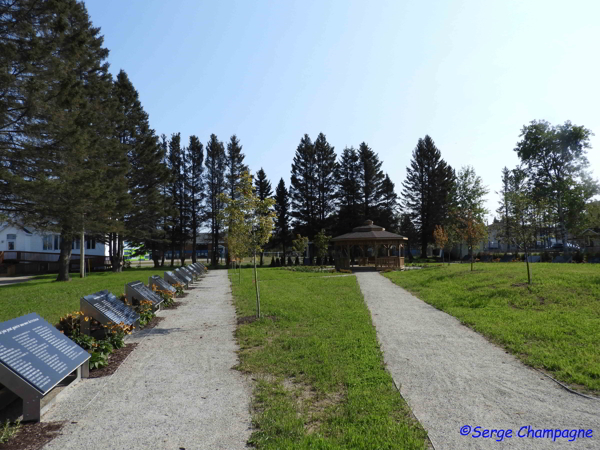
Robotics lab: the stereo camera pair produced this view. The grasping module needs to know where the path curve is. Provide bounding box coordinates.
[42,270,251,450]
[355,272,599,450]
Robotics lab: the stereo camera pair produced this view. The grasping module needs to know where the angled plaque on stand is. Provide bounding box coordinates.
[0,313,90,421]
[125,281,164,310]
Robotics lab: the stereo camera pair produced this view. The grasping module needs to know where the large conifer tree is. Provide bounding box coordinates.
[254,168,273,265]
[379,174,399,232]
[274,178,291,261]
[335,147,363,234]
[314,132,337,231]
[401,135,455,256]
[167,133,183,266]
[290,134,318,237]
[226,134,248,200]
[204,134,227,266]
[187,136,204,263]
[358,142,385,220]
[113,70,169,269]
[1,0,129,281]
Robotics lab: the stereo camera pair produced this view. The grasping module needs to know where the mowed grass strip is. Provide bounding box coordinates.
[0,267,173,324]
[230,267,428,449]
[384,263,600,393]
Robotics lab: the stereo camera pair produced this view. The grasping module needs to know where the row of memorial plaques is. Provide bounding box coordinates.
[0,270,200,421]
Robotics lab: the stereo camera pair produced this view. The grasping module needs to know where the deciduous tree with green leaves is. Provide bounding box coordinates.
[220,172,275,317]
[433,225,448,266]
[313,229,331,266]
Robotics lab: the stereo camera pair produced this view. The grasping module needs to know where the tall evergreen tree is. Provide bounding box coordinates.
[401,135,455,256]
[204,134,227,266]
[167,133,183,266]
[290,134,318,237]
[314,132,337,231]
[0,0,129,281]
[274,178,291,261]
[187,135,204,263]
[254,168,273,265]
[335,147,363,234]
[379,174,399,232]
[358,142,385,220]
[113,70,169,268]
[226,134,248,200]
[254,168,273,201]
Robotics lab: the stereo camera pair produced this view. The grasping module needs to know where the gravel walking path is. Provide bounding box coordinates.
[42,270,251,450]
[355,272,599,450]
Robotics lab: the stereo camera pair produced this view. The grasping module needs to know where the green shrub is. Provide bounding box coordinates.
[89,351,109,370]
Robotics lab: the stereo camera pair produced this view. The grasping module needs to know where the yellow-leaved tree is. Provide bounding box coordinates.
[220,171,275,317]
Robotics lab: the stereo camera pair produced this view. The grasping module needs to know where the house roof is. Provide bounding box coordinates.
[331,220,408,242]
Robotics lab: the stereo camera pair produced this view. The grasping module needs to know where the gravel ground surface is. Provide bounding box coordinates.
[355,272,600,450]
[41,270,252,450]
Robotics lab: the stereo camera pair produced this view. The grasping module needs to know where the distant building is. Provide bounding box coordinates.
[0,223,111,275]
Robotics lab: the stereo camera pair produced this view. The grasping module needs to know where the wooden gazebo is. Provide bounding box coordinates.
[331,220,408,270]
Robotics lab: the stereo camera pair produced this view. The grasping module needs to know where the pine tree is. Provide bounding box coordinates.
[335,147,362,234]
[290,134,318,237]
[1,0,129,281]
[167,133,183,266]
[254,168,272,265]
[254,168,273,201]
[379,174,399,232]
[204,134,227,266]
[113,70,169,268]
[314,133,337,231]
[226,134,248,200]
[187,136,204,263]
[401,135,455,257]
[274,178,291,262]
[358,142,385,220]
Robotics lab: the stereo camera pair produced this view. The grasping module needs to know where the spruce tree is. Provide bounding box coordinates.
[358,142,385,220]
[379,174,399,232]
[226,134,248,200]
[290,134,318,237]
[187,136,204,263]
[255,168,273,265]
[401,135,455,257]
[113,70,169,268]
[204,134,227,266]
[254,168,273,200]
[274,178,291,262]
[167,133,183,266]
[314,132,337,231]
[1,0,129,281]
[335,147,362,234]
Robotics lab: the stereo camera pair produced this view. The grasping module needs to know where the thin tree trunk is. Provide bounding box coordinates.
[254,251,260,318]
[192,222,197,263]
[525,246,531,285]
[57,231,73,282]
[470,247,474,272]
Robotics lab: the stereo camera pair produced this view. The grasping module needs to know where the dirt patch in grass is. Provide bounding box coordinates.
[89,343,137,378]
[237,315,277,325]
[0,421,64,450]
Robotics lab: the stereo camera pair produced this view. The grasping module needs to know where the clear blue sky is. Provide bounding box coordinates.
[85,0,600,221]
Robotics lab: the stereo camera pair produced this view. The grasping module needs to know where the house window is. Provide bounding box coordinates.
[72,239,80,250]
[86,238,96,250]
[43,236,53,250]
[53,235,61,250]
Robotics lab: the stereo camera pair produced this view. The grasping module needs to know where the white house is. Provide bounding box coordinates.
[0,223,109,256]
[0,223,112,275]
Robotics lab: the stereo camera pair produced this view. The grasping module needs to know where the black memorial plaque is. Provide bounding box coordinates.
[0,313,90,395]
[186,265,202,276]
[181,266,197,280]
[164,271,187,288]
[126,281,164,307]
[175,269,192,284]
[148,275,176,293]
[81,290,139,326]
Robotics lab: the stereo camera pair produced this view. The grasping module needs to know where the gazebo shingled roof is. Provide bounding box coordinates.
[331,220,408,242]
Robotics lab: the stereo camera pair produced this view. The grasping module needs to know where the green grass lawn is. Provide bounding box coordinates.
[384,263,600,393]
[230,267,428,450]
[0,267,180,325]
